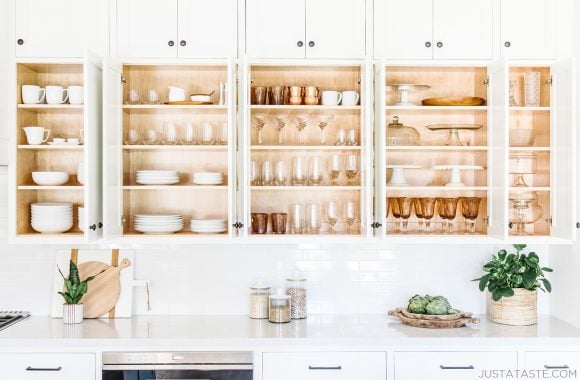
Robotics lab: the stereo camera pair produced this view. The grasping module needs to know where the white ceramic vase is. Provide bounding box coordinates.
[62,304,84,324]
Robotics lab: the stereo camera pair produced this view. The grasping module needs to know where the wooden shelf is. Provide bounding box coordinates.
[122,104,227,113]
[386,105,487,111]
[510,106,550,112]
[123,145,227,151]
[509,146,550,152]
[18,185,83,190]
[250,105,361,111]
[386,146,487,151]
[18,145,84,150]
[18,104,84,111]
[251,145,361,151]
[386,186,487,191]
[123,185,227,190]
[509,186,550,192]
[252,185,361,191]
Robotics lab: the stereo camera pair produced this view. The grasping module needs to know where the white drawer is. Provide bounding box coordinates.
[525,352,580,370]
[263,352,386,380]
[395,351,518,380]
[0,353,95,380]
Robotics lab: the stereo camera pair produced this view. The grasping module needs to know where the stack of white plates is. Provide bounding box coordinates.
[191,219,227,234]
[192,172,224,185]
[136,171,180,185]
[134,214,183,234]
[31,203,73,233]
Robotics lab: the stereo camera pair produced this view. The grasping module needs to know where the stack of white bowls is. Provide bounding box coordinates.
[133,214,183,234]
[78,206,85,232]
[192,172,224,185]
[191,219,227,234]
[136,170,180,185]
[31,203,73,233]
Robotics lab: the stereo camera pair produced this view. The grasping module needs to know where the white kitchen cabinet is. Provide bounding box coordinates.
[501,0,556,60]
[394,351,517,380]
[245,0,366,59]
[525,351,580,370]
[116,0,236,59]
[0,353,95,379]
[378,0,492,60]
[15,0,87,58]
[262,352,386,380]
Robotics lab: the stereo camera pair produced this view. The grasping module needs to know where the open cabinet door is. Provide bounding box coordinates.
[227,60,237,238]
[374,61,386,238]
[550,59,576,240]
[361,61,373,239]
[487,58,508,240]
[238,57,250,238]
[102,57,124,240]
[83,51,103,242]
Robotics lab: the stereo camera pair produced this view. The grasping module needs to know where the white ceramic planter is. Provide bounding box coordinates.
[62,304,84,324]
[490,288,537,326]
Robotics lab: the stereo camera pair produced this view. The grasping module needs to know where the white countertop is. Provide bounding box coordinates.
[2,314,580,350]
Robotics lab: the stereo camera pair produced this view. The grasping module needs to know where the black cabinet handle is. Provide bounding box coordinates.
[440,365,474,370]
[505,41,511,47]
[26,367,62,372]
[308,41,315,47]
[89,224,97,231]
[297,41,304,47]
[309,366,342,370]
[425,41,431,48]
[180,40,187,47]
[98,222,103,229]
[508,222,514,229]
[545,365,569,369]
[436,41,443,48]
[17,38,24,45]
[168,40,175,47]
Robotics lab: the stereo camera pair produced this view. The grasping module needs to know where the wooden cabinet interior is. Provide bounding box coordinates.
[384,66,489,236]
[120,64,231,238]
[248,64,365,236]
[15,63,85,238]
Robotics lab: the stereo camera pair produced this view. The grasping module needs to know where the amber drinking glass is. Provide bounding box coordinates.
[270,213,288,234]
[251,213,269,234]
[437,197,459,234]
[460,197,482,234]
[268,86,287,105]
[388,198,401,233]
[412,198,425,233]
[396,197,414,234]
[419,198,437,233]
[251,86,267,105]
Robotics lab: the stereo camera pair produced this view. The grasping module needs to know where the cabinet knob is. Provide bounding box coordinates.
[168,40,175,47]
[504,41,511,47]
[508,222,514,229]
[89,224,97,231]
[308,41,315,47]
[436,41,443,48]
[180,40,187,47]
[297,41,304,47]
[425,41,431,48]
[17,38,24,45]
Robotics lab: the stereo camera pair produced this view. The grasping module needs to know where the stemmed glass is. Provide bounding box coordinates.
[328,154,342,185]
[344,201,358,233]
[419,198,437,233]
[397,197,414,234]
[461,197,482,234]
[345,154,360,185]
[293,114,309,145]
[388,198,401,233]
[252,113,268,145]
[412,198,425,233]
[325,201,340,234]
[271,114,287,145]
[313,113,334,145]
[437,197,459,234]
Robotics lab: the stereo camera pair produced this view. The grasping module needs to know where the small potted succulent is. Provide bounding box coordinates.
[58,260,101,324]
[474,244,552,326]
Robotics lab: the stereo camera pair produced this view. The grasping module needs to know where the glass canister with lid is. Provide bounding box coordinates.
[249,280,271,319]
[268,289,291,323]
[386,116,420,146]
[286,272,307,319]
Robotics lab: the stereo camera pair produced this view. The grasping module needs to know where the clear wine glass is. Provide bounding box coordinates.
[271,114,287,145]
[345,154,360,185]
[313,113,334,145]
[344,201,358,233]
[325,201,340,234]
[252,113,268,145]
[293,114,309,145]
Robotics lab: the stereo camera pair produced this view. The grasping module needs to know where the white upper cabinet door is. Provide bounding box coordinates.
[381,0,432,60]
[245,0,306,58]
[501,0,556,59]
[306,0,366,59]
[177,0,237,59]
[15,0,87,57]
[433,0,492,60]
[116,0,178,59]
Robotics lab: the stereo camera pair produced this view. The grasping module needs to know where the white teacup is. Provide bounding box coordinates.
[67,138,80,145]
[168,86,186,102]
[341,91,360,106]
[21,85,45,104]
[23,126,50,145]
[68,86,84,105]
[321,90,342,106]
[52,138,66,144]
[46,86,69,104]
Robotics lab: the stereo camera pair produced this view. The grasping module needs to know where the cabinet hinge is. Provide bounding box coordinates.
[370,221,382,229]
[121,74,126,84]
[548,76,553,86]
[547,217,553,226]
[233,221,244,229]
[483,77,489,86]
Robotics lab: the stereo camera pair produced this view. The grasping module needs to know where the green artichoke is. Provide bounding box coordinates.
[407,295,429,314]
[425,299,451,315]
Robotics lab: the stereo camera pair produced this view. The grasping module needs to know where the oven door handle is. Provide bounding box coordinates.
[102,364,253,371]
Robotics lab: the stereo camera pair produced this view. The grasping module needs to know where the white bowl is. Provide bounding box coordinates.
[510,129,535,147]
[31,172,69,186]
[190,94,212,103]
[31,219,73,233]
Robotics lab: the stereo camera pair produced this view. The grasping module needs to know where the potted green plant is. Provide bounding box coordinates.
[58,260,101,324]
[474,244,552,326]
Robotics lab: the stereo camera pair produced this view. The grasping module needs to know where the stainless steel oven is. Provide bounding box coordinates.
[102,351,253,380]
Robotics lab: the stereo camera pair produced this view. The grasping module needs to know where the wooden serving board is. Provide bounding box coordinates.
[389,308,480,329]
[79,259,131,318]
[421,96,485,106]
[401,308,473,321]
[163,101,213,105]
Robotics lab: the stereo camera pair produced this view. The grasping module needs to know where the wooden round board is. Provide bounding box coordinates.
[163,101,213,105]
[401,308,472,321]
[389,308,480,329]
[421,96,485,106]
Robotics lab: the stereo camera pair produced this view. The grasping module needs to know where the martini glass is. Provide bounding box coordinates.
[313,113,334,145]
[252,113,268,145]
[271,114,288,145]
[293,114,309,145]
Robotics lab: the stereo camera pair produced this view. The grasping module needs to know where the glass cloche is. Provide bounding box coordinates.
[386,116,420,146]
[508,191,544,235]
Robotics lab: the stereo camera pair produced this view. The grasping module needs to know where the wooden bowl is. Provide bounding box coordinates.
[421,97,486,106]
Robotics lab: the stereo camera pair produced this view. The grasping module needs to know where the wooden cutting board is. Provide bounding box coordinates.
[163,101,213,105]
[421,96,485,106]
[389,308,480,329]
[78,259,131,319]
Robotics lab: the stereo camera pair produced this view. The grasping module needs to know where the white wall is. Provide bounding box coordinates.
[0,0,11,165]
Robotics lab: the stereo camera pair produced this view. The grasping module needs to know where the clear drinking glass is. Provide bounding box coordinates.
[328,154,342,185]
[144,129,158,145]
[145,89,160,104]
[325,201,340,234]
[163,122,178,145]
[125,129,141,145]
[305,203,321,234]
[218,122,228,145]
[261,161,274,186]
[345,154,360,185]
[182,122,196,145]
[199,122,214,145]
[127,89,140,105]
[347,128,358,146]
[308,156,323,186]
[293,115,309,145]
[274,161,286,186]
[292,157,307,186]
[252,113,267,145]
[314,113,334,145]
[250,161,261,186]
[289,203,304,234]
[344,201,358,233]
[271,114,287,145]
[335,129,347,146]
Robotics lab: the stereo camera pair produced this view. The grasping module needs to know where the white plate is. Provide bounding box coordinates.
[191,227,227,233]
[136,180,180,185]
[134,214,183,218]
[134,227,183,233]
[193,180,224,185]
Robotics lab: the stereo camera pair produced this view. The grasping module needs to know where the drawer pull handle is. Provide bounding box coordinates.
[545,365,569,369]
[440,365,474,370]
[309,366,342,370]
[26,366,62,372]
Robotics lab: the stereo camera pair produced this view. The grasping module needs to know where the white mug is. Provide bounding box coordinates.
[168,86,186,102]
[23,126,50,145]
[341,91,360,106]
[321,90,342,106]
[77,162,85,185]
[46,86,69,104]
[68,86,84,105]
[80,128,85,143]
[21,85,45,104]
